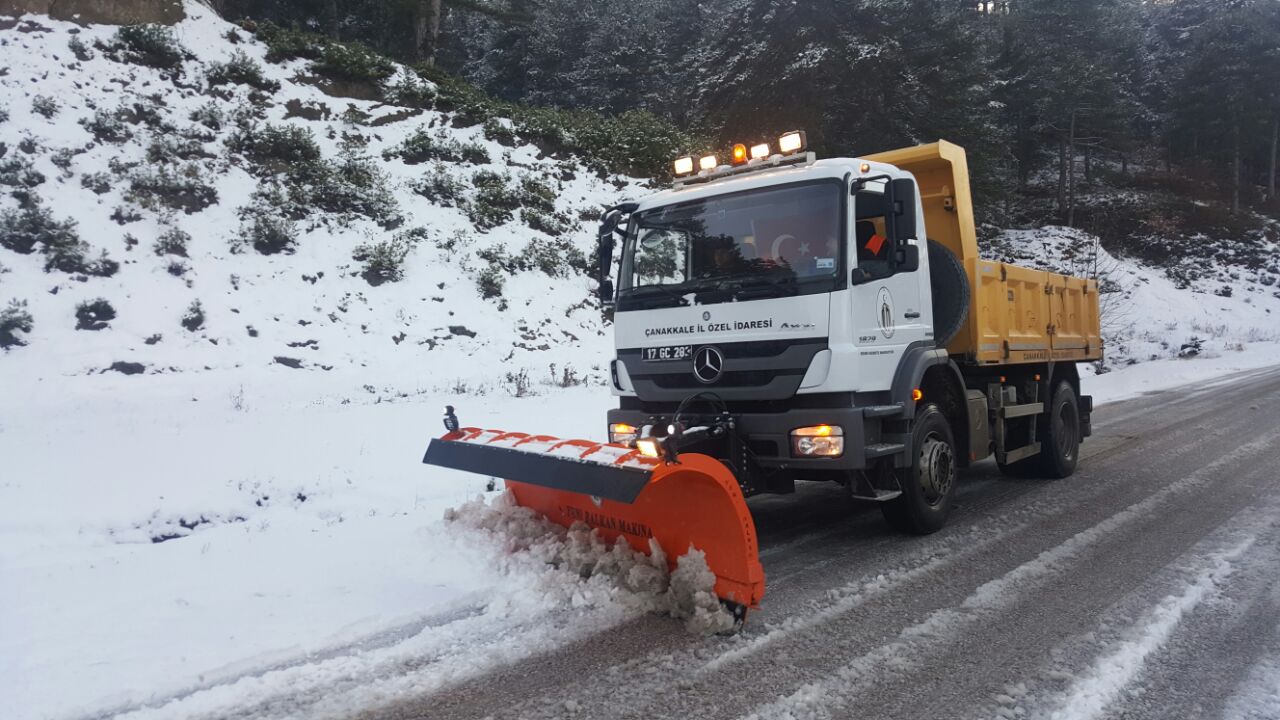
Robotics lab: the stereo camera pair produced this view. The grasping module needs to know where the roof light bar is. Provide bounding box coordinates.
[778,130,807,155]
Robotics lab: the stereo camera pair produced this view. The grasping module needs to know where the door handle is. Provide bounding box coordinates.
[904,311,921,319]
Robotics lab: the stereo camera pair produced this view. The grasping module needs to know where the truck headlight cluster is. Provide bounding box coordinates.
[609,423,638,446]
[790,425,844,458]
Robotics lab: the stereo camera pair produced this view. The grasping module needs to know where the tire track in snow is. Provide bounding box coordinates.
[738,431,1280,720]
[1040,538,1255,720]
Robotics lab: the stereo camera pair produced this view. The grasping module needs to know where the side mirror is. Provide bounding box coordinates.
[886,178,918,272]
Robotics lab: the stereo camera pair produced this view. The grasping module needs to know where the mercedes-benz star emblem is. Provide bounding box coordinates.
[693,346,724,384]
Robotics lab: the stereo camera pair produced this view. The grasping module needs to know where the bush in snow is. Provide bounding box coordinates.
[522,207,572,236]
[75,298,115,331]
[207,51,280,93]
[0,108,8,124]
[0,155,46,189]
[0,299,33,349]
[290,150,401,228]
[411,164,467,207]
[181,300,205,331]
[146,136,214,164]
[100,24,186,70]
[482,118,516,146]
[227,123,321,174]
[0,203,114,277]
[154,227,190,258]
[468,170,519,230]
[238,204,297,255]
[383,69,436,109]
[125,166,218,214]
[382,127,489,166]
[313,41,396,85]
[352,229,421,286]
[476,266,504,300]
[189,102,226,131]
[31,95,59,119]
[1,203,69,254]
[67,34,94,62]
[80,109,133,144]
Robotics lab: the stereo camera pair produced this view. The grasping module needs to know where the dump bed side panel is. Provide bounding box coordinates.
[865,141,1102,365]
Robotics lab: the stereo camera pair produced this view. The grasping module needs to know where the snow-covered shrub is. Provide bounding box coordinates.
[207,51,280,92]
[126,166,218,214]
[411,164,467,207]
[189,102,225,131]
[227,123,321,174]
[167,260,188,277]
[290,150,401,227]
[0,155,46,188]
[0,202,75,256]
[31,95,59,119]
[468,170,520,230]
[50,148,76,172]
[181,300,205,331]
[383,69,435,108]
[67,34,94,62]
[477,266,504,299]
[352,228,423,286]
[80,109,133,144]
[99,24,186,70]
[313,41,395,85]
[1179,336,1203,358]
[0,299,33,349]
[146,136,213,164]
[154,227,190,257]
[502,368,534,397]
[522,207,572,236]
[482,118,516,146]
[238,204,296,255]
[383,128,489,166]
[0,108,8,124]
[75,298,115,331]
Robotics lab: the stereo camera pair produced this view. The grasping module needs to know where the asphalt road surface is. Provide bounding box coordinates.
[368,366,1280,720]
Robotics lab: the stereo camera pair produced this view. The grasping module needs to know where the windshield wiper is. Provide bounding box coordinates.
[624,284,691,308]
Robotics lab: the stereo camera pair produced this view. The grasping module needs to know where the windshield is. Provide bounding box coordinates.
[616,181,843,310]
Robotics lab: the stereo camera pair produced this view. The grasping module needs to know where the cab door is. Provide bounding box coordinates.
[850,179,930,391]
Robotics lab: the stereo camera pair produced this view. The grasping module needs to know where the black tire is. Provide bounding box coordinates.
[928,239,970,346]
[881,403,959,535]
[1037,381,1080,478]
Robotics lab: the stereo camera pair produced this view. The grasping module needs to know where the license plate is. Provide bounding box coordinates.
[642,345,692,362]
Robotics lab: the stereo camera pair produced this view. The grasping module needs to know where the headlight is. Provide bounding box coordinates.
[790,425,844,457]
[609,423,638,446]
[635,437,662,458]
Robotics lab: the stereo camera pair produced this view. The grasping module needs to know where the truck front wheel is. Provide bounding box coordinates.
[881,403,958,535]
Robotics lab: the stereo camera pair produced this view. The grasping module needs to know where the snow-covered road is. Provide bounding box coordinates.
[13,363,1272,720]
[367,365,1280,720]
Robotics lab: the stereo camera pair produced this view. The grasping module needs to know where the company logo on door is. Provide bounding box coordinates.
[876,287,896,339]
[644,318,774,337]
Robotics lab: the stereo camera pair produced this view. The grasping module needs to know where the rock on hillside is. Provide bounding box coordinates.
[0,3,641,393]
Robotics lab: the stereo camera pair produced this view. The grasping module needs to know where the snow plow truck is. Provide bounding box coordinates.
[424,136,1102,622]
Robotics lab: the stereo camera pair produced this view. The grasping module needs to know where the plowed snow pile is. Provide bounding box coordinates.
[448,491,735,634]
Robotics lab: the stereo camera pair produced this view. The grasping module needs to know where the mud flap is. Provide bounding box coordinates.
[424,428,765,608]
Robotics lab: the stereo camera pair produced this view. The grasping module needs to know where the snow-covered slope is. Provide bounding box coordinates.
[0,3,636,393]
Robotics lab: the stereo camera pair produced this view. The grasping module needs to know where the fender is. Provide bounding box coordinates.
[889,341,948,419]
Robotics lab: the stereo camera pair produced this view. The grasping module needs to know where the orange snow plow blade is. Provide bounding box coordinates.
[423,428,765,609]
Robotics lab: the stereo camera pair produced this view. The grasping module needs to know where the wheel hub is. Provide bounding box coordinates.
[918,434,955,505]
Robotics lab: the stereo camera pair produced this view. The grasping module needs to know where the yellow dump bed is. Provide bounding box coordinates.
[865,141,1103,366]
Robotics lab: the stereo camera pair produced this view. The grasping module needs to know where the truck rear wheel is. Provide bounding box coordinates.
[882,403,958,535]
[1037,381,1080,478]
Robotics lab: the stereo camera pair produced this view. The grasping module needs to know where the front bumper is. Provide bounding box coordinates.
[606,405,875,472]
